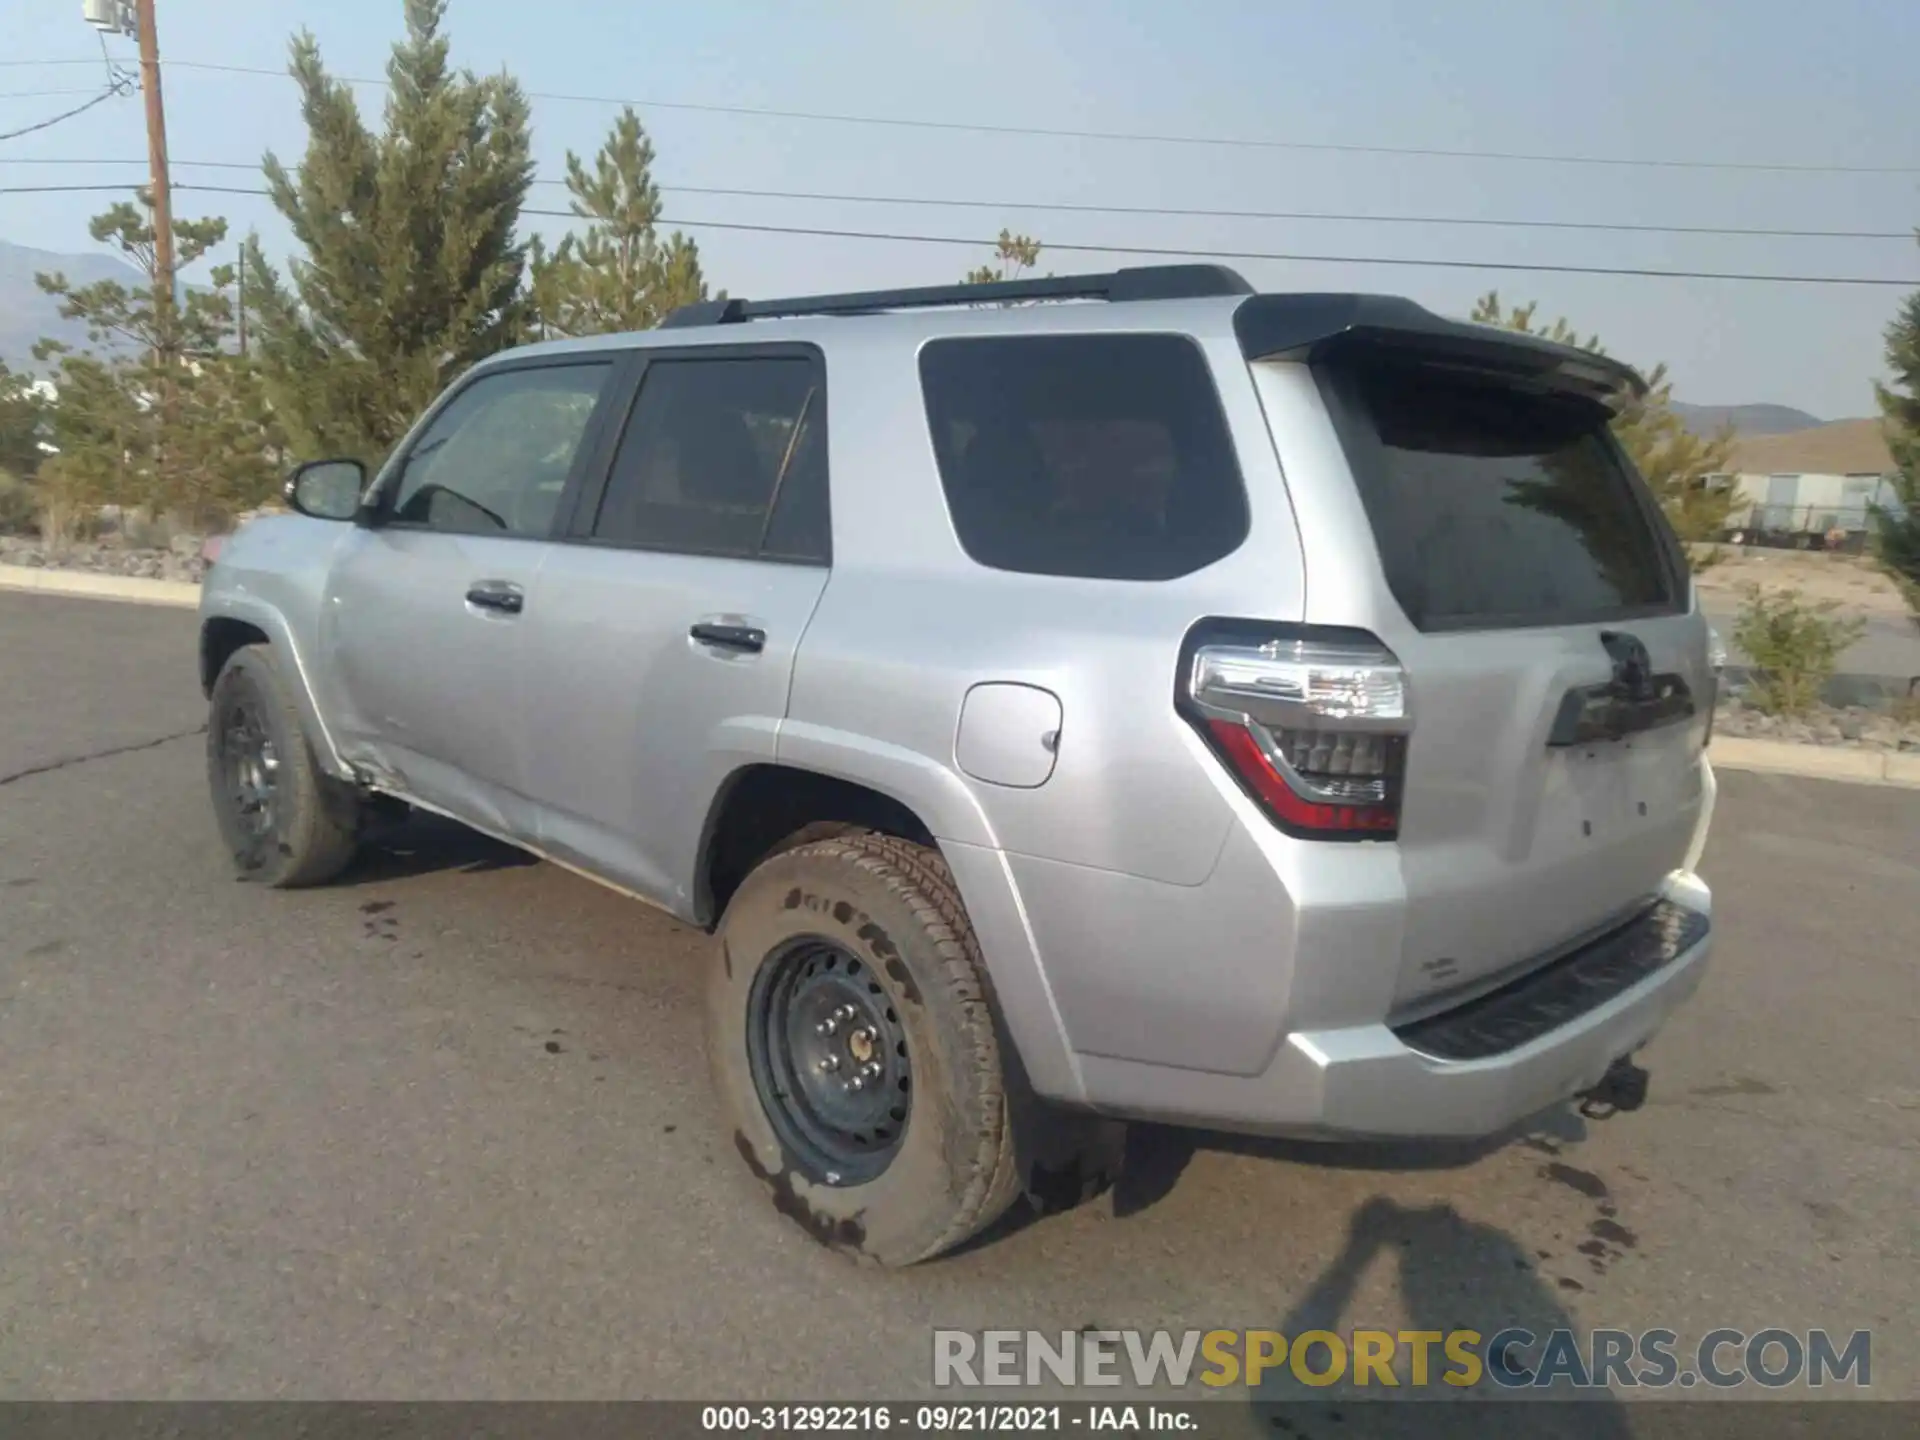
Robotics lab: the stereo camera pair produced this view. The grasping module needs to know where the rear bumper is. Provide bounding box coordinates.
[1065,869,1711,1139]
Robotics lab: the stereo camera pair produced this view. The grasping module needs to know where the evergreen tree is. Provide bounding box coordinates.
[32,199,282,527]
[36,199,234,360]
[0,361,47,480]
[1868,287,1920,624]
[1470,292,1736,548]
[245,0,535,461]
[964,230,1042,284]
[528,107,711,337]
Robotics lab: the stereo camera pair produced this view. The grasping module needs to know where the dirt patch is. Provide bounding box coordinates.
[1694,548,1910,621]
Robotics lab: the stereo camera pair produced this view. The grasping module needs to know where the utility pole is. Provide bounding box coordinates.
[83,0,175,336]
[133,0,176,338]
[236,246,248,357]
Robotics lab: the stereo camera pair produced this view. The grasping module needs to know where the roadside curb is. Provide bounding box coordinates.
[1710,736,1920,790]
[0,564,200,610]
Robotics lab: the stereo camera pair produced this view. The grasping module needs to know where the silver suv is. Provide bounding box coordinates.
[199,264,1717,1265]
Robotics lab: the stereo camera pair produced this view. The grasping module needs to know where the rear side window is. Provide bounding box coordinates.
[919,334,1248,581]
[1320,361,1679,631]
[591,355,828,563]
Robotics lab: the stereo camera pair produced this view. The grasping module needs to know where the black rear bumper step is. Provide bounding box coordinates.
[1393,900,1709,1063]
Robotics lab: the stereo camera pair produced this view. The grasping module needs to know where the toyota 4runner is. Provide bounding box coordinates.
[199,264,1717,1265]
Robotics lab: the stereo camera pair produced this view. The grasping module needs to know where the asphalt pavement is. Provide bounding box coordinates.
[1,591,1915,1421]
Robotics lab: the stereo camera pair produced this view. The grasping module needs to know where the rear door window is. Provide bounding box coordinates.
[919,334,1248,581]
[589,355,828,563]
[1320,361,1680,631]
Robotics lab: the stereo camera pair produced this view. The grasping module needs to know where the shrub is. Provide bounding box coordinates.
[30,457,101,549]
[0,467,37,536]
[118,509,180,550]
[1731,585,1867,717]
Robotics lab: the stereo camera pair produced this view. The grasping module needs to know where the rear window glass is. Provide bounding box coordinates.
[919,334,1248,581]
[1321,361,1678,631]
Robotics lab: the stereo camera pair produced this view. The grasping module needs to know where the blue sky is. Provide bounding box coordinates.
[3,0,1916,417]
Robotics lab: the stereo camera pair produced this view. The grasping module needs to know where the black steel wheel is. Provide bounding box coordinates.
[215,688,281,845]
[707,831,1025,1265]
[746,936,913,1185]
[206,644,359,888]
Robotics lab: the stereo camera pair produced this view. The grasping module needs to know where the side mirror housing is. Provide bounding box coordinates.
[285,459,368,522]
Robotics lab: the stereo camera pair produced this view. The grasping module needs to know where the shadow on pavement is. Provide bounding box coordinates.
[336,812,538,886]
[1110,1105,1589,1219]
[1244,1195,1633,1437]
[965,1110,1633,1430]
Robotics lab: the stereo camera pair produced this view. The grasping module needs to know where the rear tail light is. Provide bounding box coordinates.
[1180,624,1410,840]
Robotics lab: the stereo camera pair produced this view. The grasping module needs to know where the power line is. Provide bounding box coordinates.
[0,38,132,143]
[6,165,1914,242]
[582,184,1920,243]
[0,88,114,99]
[0,84,130,143]
[156,56,1920,178]
[567,218,1918,287]
[0,182,150,194]
[10,49,1918,176]
[0,156,256,167]
[8,179,1914,283]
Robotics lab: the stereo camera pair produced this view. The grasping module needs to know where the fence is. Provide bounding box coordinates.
[1726,504,1878,551]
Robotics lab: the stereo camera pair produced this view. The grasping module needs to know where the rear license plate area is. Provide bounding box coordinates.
[1556,733,1690,844]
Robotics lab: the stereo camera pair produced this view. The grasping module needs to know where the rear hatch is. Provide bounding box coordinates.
[1309,334,1712,1015]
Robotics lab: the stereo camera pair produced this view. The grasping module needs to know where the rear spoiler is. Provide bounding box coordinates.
[1232,293,1646,405]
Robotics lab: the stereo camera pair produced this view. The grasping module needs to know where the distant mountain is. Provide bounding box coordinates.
[0,238,146,370]
[1670,401,1825,438]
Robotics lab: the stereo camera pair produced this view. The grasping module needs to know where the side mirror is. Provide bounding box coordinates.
[285,459,368,521]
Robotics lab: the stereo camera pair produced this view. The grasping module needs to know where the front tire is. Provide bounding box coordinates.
[207,643,359,888]
[708,832,1023,1266]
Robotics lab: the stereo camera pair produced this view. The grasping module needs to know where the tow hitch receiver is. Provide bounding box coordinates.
[1578,1054,1651,1120]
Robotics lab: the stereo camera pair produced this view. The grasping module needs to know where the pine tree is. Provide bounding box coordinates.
[528,107,711,337]
[32,199,282,528]
[244,0,535,461]
[0,361,46,480]
[1868,287,1920,624]
[1469,292,1736,549]
[963,230,1042,284]
[0,362,52,535]
[36,200,233,361]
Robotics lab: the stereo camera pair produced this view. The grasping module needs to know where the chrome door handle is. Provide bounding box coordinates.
[465,580,524,615]
[689,622,765,654]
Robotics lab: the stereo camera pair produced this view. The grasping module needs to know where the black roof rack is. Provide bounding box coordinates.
[658,263,1253,328]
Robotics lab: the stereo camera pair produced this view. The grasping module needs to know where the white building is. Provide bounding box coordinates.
[1709,418,1898,542]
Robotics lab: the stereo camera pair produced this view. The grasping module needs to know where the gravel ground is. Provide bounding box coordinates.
[1693,546,1911,622]
[1713,697,1920,750]
[0,536,210,585]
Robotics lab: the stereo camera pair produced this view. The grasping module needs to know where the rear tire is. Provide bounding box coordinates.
[708,831,1023,1266]
[207,643,360,888]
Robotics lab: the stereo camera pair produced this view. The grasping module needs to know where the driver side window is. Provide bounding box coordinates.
[387,362,612,537]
